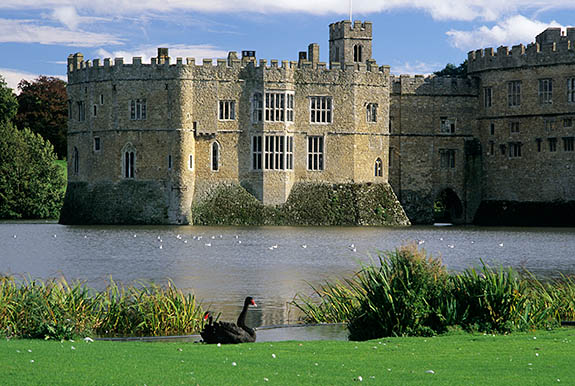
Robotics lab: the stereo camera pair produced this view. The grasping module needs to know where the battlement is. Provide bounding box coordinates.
[67,48,387,84]
[329,20,372,41]
[391,74,477,95]
[468,27,575,73]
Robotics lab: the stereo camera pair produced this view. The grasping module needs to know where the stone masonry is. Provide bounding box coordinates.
[60,20,575,225]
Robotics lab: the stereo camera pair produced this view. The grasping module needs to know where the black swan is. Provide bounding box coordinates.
[201,297,257,344]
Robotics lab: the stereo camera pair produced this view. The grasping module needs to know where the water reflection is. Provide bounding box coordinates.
[1,222,575,325]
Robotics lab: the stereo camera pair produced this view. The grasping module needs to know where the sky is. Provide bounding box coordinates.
[0,1,574,91]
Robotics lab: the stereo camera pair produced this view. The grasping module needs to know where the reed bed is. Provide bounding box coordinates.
[0,276,205,340]
[293,244,575,340]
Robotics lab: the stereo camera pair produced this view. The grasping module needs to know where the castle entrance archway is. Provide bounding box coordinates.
[434,188,463,224]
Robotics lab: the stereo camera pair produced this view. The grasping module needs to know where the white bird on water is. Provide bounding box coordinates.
[499,243,504,247]
[301,244,307,249]
[205,243,212,247]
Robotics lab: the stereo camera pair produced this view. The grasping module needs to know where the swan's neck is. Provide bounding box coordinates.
[237,301,250,328]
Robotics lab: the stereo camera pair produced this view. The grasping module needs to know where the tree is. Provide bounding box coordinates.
[0,75,18,124]
[0,121,66,219]
[16,76,68,159]
[434,60,468,78]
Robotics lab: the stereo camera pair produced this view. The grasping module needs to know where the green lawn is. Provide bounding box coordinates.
[1,329,573,385]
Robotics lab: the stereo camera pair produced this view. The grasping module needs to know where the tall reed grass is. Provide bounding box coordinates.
[0,276,205,340]
[293,245,575,340]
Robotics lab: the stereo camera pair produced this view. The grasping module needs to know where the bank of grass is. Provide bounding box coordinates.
[0,277,205,340]
[2,329,574,385]
[294,245,575,339]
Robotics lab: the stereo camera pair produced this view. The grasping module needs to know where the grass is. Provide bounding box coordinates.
[1,329,574,385]
[0,277,206,340]
[294,245,575,338]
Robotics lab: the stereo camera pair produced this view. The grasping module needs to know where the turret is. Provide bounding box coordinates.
[329,20,372,64]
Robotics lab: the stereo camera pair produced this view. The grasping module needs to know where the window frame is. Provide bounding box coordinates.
[567,78,575,103]
[374,158,383,177]
[252,134,294,171]
[510,121,520,134]
[252,92,263,123]
[538,78,553,105]
[123,150,135,179]
[261,91,294,123]
[563,137,574,152]
[93,137,101,152]
[309,96,333,124]
[508,142,522,158]
[211,141,220,172]
[77,101,85,122]
[73,146,79,175]
[366,103,378,123]
[130,99,147,120]
[188,154,194,171]
[507,80,521,107]
[307,135,325,171]
[218,100,236,121]
[440,117,456,134]
[484,87,493,108]
[549,138,557,152]
[439,149,456,169]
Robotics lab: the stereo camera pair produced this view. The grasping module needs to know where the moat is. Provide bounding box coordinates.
[2,222,575,328]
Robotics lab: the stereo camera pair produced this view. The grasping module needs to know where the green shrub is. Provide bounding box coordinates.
[293,245,575,340]
[346,245,451,340]
[451,264,527,332]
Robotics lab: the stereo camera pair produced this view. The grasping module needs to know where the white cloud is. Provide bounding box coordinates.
[0,68,65,92]
[52,6,81,30]
[0,18,123,46]
[447,15,563,51]
[95,44,229,62]
[391,61,440,76]
[0,0,574,22]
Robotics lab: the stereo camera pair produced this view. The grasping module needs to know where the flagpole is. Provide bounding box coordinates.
[349,0,352,21]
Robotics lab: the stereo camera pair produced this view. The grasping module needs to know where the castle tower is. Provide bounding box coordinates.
[329,20,372,64]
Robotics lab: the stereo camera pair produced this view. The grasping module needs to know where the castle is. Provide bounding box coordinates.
[60,20,575,226]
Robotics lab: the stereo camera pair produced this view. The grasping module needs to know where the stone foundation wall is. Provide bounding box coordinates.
[59,181,174,224]
[474,200,575,226]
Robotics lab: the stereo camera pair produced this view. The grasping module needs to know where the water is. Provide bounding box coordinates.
[1,221,575,329]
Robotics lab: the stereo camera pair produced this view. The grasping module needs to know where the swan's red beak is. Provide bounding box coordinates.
[203,313,209,320]
[251,299,257,307]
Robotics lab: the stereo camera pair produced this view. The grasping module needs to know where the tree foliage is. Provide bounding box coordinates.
[0,75,18,124]
[0,121,66,219]
[16,76,68,159]
[434,60,468,78]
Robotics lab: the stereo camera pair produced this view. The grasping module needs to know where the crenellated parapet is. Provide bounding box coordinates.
[468,27,575,73]
[67,48,388,85]
[329,20,372,41]
[391,74,477,96]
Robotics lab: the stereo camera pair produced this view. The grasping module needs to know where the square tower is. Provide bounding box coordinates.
[329,20,372,64]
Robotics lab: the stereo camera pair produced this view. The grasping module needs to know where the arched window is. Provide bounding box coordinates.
[353,45,363,63]
[73,147,79,175]
[122,143,136,179]
[211,142,220,172]
[374,158,383,177]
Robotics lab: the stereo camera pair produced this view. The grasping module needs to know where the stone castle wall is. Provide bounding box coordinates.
[61,22,575,226]
[389,75,480,223]
[61,37,407,225]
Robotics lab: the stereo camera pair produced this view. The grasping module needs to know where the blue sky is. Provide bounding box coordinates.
[1,1,574,91]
